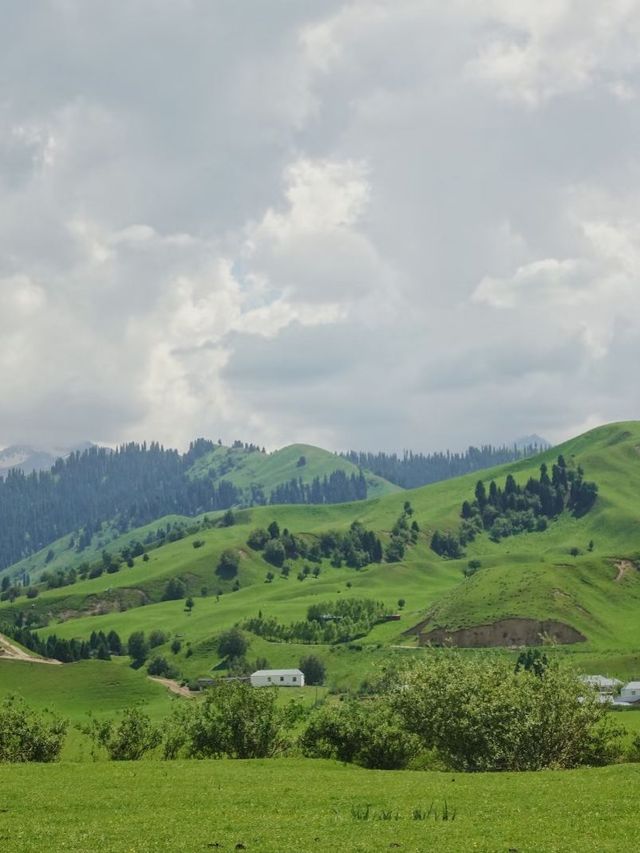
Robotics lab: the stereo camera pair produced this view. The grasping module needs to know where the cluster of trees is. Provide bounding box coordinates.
[29,656,624,771]
[0,442,242,571]
[1,623,121,662]
[124,628,185,675]
[247,520,383,572]
[341,443,544,489]
[269,470,368,505]
[385,502,419,563]
[431,456,599,557]
[242,598,388,645]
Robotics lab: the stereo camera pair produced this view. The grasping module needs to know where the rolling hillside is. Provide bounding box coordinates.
[187,442,400,500]
[2,421,640,696]
[0,441,398,583]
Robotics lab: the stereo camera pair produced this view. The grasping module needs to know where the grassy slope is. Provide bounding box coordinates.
[0,658,171,720]
[1,443,398,584]
[2,421,640,691]
[188,442,400,498]
[0,657,176,760]
[4,513,196,583]
[409,421,640,646]
[2,759,640,852]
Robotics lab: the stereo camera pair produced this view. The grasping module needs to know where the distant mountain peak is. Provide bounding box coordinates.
[0,442,96,476]
[513,434,551,450]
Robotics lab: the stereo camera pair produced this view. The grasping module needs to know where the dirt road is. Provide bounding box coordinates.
[148,676,194,698]
[0,632,61,665]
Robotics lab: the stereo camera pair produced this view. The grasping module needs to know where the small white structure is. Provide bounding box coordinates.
[250,668,304,688]
[579,675,624,705]
[580,675,623,693]
[619,681,640,703]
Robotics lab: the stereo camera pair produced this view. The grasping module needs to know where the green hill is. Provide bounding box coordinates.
[2,421,640,692]
[187,442,400,499]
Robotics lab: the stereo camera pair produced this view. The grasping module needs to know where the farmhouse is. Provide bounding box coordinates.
[250,668,304,687]
[580,675,622,691]
[619,681,640,704]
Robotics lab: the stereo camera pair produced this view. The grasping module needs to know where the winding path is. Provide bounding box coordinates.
[147,676,194,698]
[0,632,61,665]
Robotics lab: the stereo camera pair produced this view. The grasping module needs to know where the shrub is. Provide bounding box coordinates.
[147,656,177,678]
[263,539,286,568]
[168,682,291,759]
[217,549,240,579]
[148,629,167,648]
[247,528,269,550]
[85,706,161,761]
[0,695,67,763]
[391,655,622,771]
[300,700,418,769]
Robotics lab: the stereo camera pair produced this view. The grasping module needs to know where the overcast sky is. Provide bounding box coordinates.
[2,1,640,453]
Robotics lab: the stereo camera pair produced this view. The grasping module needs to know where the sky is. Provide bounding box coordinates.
[2,0,640,453]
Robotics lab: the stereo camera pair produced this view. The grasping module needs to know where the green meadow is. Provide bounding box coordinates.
[2,759,639,852]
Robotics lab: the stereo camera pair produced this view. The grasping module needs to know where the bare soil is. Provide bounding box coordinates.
[418,617,586,648]
[147,676,195,698]
[0,632,61,665]
[614,559,637,582]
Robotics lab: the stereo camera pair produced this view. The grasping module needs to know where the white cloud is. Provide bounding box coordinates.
[2,1,640,452]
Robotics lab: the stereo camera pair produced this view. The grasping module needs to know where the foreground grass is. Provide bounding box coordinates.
[2,759,639,852]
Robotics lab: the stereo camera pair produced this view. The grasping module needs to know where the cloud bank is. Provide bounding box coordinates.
[2,0,640,451]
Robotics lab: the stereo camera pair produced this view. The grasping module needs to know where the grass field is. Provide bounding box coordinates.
[2,758,639,852]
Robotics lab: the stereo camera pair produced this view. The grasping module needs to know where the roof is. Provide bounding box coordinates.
[623,681,640,690]
[251,669,303,677]
[581,675,623,688]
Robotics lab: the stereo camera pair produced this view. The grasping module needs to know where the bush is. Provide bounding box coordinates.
[247,528,269,550]
[147,656,178,678]
[391,655,622,771]
[217,549,240,579]
[263,539,286,568]
[300,700,418,769]
[85,706,162,761]
[430,530,463,559]
[162,577,186,600]
[26,587,39,599]
[166,682,292,759]
[149,629,167,648]
[0,695,67,762]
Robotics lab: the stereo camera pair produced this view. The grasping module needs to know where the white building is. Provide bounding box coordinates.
[619,681,640,703]
[580,675,623,693]
[250,668,304,688]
